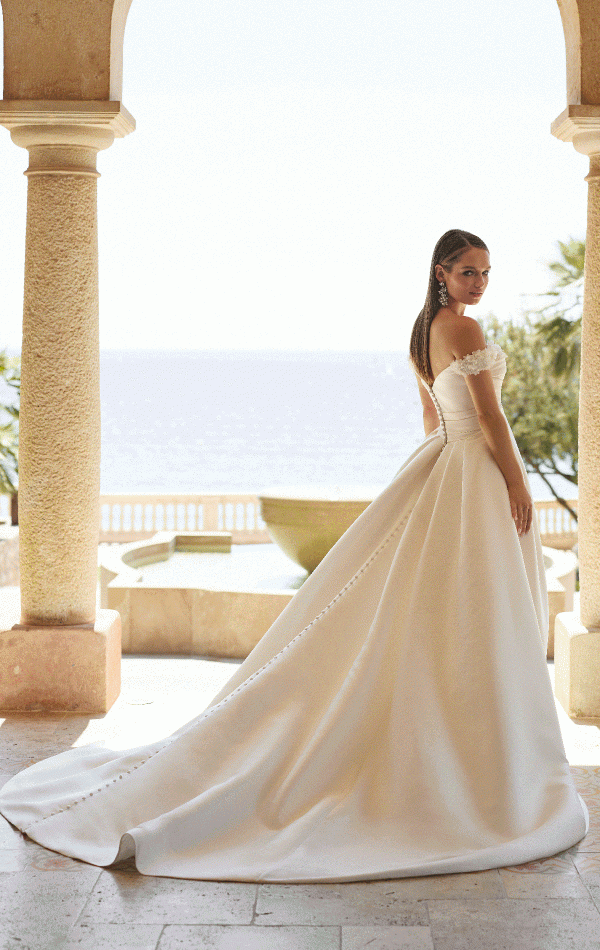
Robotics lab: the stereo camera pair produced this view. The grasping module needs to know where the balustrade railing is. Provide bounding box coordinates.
[534,499,578,550]
[0,493,581,562]
[99,493,270,544]
[98,493,580,548]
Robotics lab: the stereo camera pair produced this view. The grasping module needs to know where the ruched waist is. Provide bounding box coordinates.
[435,424,484,445]
[445,422,485,443]
[434,409,485,446]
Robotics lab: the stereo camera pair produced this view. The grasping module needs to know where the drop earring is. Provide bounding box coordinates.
[438,280,448,306]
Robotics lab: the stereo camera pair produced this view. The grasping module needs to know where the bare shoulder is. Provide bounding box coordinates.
[434,314,486,360]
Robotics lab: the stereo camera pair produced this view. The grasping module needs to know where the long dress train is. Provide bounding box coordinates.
[0,343,588,881]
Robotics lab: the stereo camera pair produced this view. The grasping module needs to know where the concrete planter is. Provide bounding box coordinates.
[258,486,381,572]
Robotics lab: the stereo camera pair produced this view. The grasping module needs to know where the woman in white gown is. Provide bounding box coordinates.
[0,229,588,882]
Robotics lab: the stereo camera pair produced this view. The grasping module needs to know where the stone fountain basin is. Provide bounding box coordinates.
[99,531,306,659]
[258,485,384,572]
[98,528,575,663]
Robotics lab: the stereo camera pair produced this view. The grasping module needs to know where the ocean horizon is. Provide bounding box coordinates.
[99,349,576,503]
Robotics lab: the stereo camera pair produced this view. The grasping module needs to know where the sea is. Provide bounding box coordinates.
[99,349,575,501]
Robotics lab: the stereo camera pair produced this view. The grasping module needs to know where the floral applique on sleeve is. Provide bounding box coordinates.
[450,343,505,377]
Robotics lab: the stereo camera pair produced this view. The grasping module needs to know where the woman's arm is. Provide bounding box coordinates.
[447,319,533,537]
[414,372,440,437]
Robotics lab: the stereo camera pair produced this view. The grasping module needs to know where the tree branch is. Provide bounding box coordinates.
[530,464,578,521]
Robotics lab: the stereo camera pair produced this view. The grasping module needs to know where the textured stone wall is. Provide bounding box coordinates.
[579,153,600,629]
[19,154,100,625]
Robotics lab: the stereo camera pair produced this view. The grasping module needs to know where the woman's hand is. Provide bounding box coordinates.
[507,480,533,537]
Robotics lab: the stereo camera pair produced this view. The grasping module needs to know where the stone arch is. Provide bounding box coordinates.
[1,0,133,100]
[556,0,600,104]
[1,1,597,106]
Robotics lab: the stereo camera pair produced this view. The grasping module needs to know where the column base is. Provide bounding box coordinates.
[554,611,600,721]
[0,604,121,713]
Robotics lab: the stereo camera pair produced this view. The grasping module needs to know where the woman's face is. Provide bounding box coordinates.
[435,247,491,308]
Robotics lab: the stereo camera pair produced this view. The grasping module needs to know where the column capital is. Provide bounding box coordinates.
[0,100,135,139]
[0,100,135,176]
[551,104,600,156]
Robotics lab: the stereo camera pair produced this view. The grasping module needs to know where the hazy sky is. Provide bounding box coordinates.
[0,0,590,350]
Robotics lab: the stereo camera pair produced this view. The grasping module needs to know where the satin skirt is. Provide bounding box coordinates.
[0,427,588,881]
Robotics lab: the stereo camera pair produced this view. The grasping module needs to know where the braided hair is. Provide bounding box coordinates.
[409,229,489,385]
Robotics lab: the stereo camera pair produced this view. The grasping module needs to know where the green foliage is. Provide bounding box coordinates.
[481,314,578,521]
[532,237,584,379]
[0,350,20,494]
[479,238,584,521]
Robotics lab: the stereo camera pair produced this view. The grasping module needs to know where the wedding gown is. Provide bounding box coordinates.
[0,343,588,881]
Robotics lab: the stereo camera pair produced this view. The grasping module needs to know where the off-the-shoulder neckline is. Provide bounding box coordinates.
[424,342,505,391]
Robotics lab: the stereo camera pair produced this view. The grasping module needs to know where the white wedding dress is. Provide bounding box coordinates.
[0,343,588,881]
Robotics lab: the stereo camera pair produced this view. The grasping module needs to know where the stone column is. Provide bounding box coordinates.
[551,106,600,719]
[0,102,134,712]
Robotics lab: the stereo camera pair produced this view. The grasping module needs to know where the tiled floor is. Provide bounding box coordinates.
[1,654,600,950]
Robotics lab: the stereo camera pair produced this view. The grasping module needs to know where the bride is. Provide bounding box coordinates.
[0,229,588,882]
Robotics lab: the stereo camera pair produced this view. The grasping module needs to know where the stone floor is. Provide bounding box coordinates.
[1,653,600,950]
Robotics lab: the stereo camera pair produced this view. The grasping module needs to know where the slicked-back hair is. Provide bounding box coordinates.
[409,229,489,385]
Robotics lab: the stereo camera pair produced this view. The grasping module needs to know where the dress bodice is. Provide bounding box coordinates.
[423,343,507,445]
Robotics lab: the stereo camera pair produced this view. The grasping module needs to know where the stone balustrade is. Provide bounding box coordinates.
[99,493,270,544]
[0,494,581,556]
[534,499,578,550]
[98,493,579,549]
